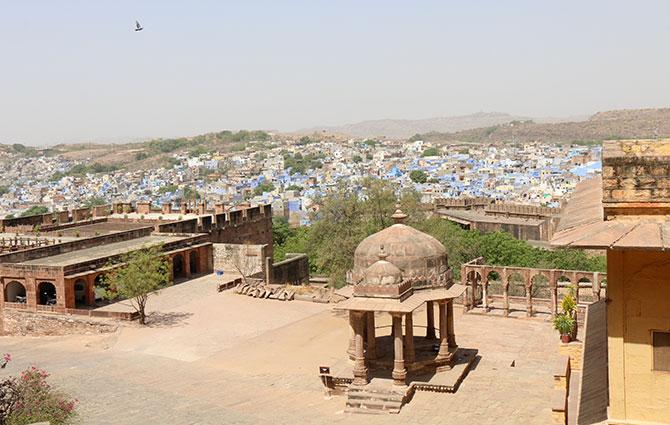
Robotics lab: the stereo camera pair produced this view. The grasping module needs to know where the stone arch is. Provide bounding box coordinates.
[466,270,482,308]
[74,279,87,307]
[173,253,185,280]
[507,271,526,297]
[37,281,57,305]
[486,270,504,295]
[576,276,593,303]
[5,280,26,303]
[530,274,551,299]
[189,250,199,275]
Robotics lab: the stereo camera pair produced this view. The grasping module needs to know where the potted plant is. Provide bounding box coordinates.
[562,286,578,340]
[554,313,575,343]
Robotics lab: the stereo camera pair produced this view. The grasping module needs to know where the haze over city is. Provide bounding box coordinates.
[2,2,670,424]
[2,0,670,145]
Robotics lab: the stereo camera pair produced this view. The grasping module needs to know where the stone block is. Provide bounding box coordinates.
[601,166,616,178]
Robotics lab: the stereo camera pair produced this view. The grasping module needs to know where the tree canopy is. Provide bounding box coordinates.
[20,206,49,217]
[102,245,171,325]
[409,170,428,183]
[272,179,605,288]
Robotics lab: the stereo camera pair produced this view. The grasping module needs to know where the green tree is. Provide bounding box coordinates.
[83,197,107,208]
[102,245,171,325]
[352,155,363,163]
[409,170,428,183]
[422,147,440,157]
[19,206,49,217]
[0,186,8,196]
[158,184,179,194]
[286,184,303,193]
[253,182,275,196]
[182,186,201,201]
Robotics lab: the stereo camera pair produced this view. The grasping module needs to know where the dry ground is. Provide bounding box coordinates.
[0,274,561,424]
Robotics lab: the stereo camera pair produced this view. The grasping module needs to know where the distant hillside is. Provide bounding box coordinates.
[417,108,670,145]
[300,112,536,139]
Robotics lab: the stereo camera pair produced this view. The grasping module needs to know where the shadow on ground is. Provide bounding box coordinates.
[145,311,193,328]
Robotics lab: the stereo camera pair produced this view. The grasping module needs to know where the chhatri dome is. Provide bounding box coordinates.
[349,206,452,289]
[363,247,403,286]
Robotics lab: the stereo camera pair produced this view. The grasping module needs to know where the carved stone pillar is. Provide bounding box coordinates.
[391,314,406,386]
[482,281,489,312]
[526,284,533,317]
[404,313,415,364]
[447,300,457,348]
[351,311,368,386]
[437,301,450,361]
[551,284,558,318]
[366,312,376,361]
[503,283,510,317]
[347,313,356,359]
[425,301,436,339]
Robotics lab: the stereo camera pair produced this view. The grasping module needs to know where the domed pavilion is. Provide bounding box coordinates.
[332,207,468,395]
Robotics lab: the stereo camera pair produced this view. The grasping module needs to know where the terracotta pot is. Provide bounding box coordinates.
[561,334,571,344]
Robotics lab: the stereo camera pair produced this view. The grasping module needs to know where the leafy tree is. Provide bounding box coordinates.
[83,197,107,208]
[253,182,275,196]
[271,180,606,286]
[286,184,303,194]
[0,186,8,196]
[19,206,49,217]
[409,170,428,183]
[182,186,201,200]
[158,184,179,194]
[102,245,171,325]
[422,147,440,157]
[135,151,149,161]
[4,214,14,219]
[363,139,378,147]
[352,155,363,163]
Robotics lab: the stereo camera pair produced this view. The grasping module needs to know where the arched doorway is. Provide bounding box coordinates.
[5,281,26,303]
[189,251,198,275]
[74,279,87,307]
[173,254,185,280]
[37,281,57,305]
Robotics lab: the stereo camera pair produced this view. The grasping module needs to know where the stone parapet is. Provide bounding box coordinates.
[602,139,670,216]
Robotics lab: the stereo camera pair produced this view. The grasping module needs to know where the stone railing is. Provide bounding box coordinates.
[460,258,606,318]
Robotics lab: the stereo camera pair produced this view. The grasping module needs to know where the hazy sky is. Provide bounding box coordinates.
[2,0,670,145]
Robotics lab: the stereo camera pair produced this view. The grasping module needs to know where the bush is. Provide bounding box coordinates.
[0,356,77,425]
[553,313,575,336]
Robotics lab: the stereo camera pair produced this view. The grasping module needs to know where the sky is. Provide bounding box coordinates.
[2,0,670,146]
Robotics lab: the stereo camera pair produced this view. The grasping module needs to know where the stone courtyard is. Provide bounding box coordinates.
[0,274,561,424]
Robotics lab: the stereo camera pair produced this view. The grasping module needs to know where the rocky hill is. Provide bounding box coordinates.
[418,108,670,145]
[300,112,535,139]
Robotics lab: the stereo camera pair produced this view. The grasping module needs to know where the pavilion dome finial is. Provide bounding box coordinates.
[363,245,403,286]
[391,204,408,224]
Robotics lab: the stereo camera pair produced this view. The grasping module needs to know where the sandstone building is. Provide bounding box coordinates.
[0,201,273,318]
[552,139,670,424]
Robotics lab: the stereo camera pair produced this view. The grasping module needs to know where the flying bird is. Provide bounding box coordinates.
[135,20,143,31]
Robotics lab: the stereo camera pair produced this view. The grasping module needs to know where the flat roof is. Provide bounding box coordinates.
[333,285,465,313]
[435,209,545,226]
[551,177,670,250]
[19,234,188,267]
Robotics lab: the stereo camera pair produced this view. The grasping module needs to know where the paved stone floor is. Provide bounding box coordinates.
[0,275,560,424]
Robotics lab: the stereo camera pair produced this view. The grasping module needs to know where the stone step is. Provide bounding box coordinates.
[347,392,404,403]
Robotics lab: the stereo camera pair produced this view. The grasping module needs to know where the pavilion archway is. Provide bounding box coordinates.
[173,254,186,281]
[37,281,57,305]
[5,280,26,303]
[189,250,199,275]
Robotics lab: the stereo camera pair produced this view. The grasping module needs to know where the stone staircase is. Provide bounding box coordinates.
[345,384,409,414]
